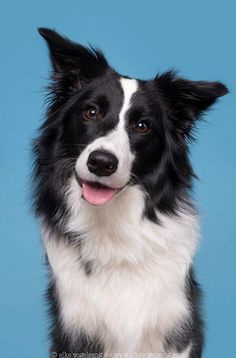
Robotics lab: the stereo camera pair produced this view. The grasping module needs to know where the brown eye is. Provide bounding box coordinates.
[136,119,151,134]
[82,107,98,121]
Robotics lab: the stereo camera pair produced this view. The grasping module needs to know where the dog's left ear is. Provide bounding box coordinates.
[38,28,108,85]
[156,71,228,137]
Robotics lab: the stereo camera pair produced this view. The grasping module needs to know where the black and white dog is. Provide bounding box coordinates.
[33,28,227,357]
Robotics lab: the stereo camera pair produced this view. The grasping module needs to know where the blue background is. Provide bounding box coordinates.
[1,1,235,357]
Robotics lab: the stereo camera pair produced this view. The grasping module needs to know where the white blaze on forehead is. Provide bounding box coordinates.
[119,77,138,127]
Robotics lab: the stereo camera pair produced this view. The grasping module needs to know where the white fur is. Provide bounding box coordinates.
[75,78,138,189]
[43,178,199,355]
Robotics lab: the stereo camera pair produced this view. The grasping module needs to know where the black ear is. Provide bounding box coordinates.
[156,71,228,137]
[38,28,108,80]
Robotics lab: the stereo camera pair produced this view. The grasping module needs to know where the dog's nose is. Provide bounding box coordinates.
[87,150,118,177]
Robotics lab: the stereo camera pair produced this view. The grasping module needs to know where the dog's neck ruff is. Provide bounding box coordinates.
[42,178,199,354]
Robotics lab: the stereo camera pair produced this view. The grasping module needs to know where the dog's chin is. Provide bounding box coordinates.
[75,174,125,206]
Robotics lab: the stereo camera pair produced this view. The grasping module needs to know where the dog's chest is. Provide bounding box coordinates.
[44,227,195,351]
[46,238,188,353]
[44,186,198,353]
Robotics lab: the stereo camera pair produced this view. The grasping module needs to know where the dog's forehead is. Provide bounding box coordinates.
[86,74,144,113]
[80,73,159,124]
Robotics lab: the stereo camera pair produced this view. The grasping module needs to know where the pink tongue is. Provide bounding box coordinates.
[82,182,116,205]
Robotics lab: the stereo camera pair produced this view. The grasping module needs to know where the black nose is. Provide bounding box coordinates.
[87,150,118,177]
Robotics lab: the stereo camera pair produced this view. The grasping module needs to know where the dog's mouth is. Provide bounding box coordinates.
[75,174,123,206]
[82,181,121,206]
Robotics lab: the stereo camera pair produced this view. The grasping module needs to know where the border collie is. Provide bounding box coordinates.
[33,28,228,357]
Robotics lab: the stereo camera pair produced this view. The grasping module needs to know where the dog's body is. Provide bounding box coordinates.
[34,29,227,357]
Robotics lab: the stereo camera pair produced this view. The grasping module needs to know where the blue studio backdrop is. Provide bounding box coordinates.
[1,1,235,357]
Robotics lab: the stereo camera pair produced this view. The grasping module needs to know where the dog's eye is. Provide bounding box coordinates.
[135,119,151,134]
[82,107,99,121]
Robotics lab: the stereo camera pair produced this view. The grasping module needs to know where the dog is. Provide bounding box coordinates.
[33,28,228,357]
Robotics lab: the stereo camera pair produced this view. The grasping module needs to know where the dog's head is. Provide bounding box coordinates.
[37,28,228,217]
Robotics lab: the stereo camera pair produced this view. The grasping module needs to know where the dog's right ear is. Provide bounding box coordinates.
[38,28,108,81]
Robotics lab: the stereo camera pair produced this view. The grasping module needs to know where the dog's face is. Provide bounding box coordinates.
[64,74,167,206]
[38,29,227,213]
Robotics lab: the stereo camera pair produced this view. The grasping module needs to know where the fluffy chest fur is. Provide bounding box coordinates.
[43,180,199,354]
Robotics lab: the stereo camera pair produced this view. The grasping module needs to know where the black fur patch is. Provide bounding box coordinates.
[165,268,204,357]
